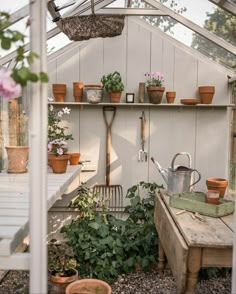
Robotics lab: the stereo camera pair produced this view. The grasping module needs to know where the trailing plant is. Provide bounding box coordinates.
[61,181,162,282]
[48,239,77,277]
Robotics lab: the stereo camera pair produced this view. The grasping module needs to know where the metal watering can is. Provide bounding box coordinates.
[151,152,201,195]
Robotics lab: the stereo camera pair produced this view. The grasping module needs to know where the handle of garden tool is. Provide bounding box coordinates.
[103,106,116,186]
[189,169,201,189]
[141,113,146,150]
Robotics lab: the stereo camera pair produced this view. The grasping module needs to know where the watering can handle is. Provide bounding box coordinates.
[171,152,191,169]
[189,169,201,189]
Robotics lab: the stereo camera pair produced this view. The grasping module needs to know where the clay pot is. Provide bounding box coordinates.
[66,279,112,294]
[49,269,78,294]
[69,153,80,165]
[109,91,122,103]
[73,82,83,102]
[147,86,165,104]
[50,154,70,173]
[198,86,215,104]
[53,84,67,102]
[206,178,228,198]
[166,91,176,104]
[5,146,29,173]
[206,190,220,205]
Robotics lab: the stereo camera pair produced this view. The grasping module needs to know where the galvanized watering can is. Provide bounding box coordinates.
[151,152,201,195]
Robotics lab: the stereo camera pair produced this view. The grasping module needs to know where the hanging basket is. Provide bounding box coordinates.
[58,15,125,41]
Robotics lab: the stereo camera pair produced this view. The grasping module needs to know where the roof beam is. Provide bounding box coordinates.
[145,0,236,56]
[208,0,236,16]
[7,5,29,27]
[96,8,168,16]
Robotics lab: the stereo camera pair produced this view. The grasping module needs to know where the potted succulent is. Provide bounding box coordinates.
[101,71,124,103]
[145,71,165,104]
[48,239,78,291]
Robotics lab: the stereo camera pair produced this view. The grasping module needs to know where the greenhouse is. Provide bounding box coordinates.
[0,0,235,293]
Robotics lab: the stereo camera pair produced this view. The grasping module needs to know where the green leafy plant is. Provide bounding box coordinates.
[48,239,77,277]
[101,71,124,92]
[61,181,162,282]
[0,12,48,92]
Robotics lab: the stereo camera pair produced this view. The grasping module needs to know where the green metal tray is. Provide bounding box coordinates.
[169,192,235,217]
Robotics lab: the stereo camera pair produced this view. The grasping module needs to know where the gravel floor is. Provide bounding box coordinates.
[0,268,232,294]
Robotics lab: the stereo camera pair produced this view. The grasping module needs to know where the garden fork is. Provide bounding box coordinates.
[138,111,148,162]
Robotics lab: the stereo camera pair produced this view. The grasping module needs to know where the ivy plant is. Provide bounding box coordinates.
[61,181,163,282]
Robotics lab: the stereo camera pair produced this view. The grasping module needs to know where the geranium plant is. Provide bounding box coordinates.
[145,71,164,87]
[48,138,68,156]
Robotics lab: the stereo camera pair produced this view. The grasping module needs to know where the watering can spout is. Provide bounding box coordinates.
[151,157,168,184]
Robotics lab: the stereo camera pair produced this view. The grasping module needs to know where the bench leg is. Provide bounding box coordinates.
[158,238,166,274]
[185,247,202,294]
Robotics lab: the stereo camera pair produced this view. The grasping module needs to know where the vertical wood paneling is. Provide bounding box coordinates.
[174,47,198,102]
[47,59,57,99]
[162,40,175,96]
[126,18,151,102]
[149,108,196,189]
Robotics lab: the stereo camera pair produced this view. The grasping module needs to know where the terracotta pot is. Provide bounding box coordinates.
[147,86,165,104]
[49,269,78,294]
[73,82,83,102]
[166,91,176,104]
[5,146,29,173]
[66,279,112,294]
[206,189,220,205]
[198,86,215,104]
[108,91,122,103]
[69,153,80,165]
[50,154,70,174]
[206,178,228,198]
[53,84,67,102]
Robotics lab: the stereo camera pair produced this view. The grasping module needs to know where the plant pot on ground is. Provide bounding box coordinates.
[66,279,112,294]
[198,86,215,104]
[48,239,78,293]
[101,71,124,103]
[53,84,67,102]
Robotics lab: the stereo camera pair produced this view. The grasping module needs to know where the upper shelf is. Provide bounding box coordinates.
[49,102,235,108]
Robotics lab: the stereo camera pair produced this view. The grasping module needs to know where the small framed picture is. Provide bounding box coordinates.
[126,93,135,103]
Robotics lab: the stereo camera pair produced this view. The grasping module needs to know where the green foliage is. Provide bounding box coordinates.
[0,11,48,87]
[48,239,77,277]
[61,182,162,282]
[101,71,124,92]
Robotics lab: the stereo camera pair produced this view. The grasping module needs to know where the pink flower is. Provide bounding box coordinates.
[0,69,22,99]
[57,148,64,155]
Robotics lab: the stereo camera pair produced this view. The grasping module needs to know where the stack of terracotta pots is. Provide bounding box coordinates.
[206,177,228,198]
[73,82,83,102]
[52,84,67,102]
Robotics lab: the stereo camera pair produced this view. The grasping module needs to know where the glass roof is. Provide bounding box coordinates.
[1,0,236,72]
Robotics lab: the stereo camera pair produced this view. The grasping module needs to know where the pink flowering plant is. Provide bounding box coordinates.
[0,11,48,100]
[145,71,164,87]
[48,139,68,156]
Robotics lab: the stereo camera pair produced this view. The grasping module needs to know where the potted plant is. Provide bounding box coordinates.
[48,98,74,172]
[101,71,124,103]
[48,239,78,291]
[145,71,165,104]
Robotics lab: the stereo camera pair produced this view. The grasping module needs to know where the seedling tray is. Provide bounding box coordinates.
[169,192,234,217]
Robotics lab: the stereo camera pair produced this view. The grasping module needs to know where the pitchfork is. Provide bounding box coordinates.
[138,111,148,162]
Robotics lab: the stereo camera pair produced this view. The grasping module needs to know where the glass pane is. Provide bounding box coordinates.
[143,15,236,70]
[47,32,72,55]
[1,0,29,14]
[153,0,236,47]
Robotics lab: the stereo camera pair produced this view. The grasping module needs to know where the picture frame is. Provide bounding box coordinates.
[126,93,135,103]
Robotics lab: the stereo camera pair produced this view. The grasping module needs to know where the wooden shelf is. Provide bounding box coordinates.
[49,102,235,108]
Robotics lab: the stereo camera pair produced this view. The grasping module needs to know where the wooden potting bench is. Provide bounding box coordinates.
[154,190,234,294]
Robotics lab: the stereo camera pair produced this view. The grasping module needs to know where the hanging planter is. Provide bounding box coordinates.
[198,86,215,104]
[5,146,29,173]
[147,86,165,104]
[52,84,67,102]
[50,154,70,173]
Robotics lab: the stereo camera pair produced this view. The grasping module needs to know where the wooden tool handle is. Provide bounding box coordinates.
[106,127,111,186]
